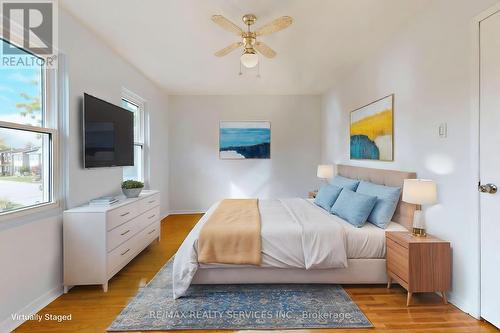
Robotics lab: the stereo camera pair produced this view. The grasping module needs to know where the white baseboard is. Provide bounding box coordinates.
[167,210,205,215]
[446,291,480,319]
[0,285,63,332]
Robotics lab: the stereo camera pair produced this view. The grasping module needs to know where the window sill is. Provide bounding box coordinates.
[0,201,61,224]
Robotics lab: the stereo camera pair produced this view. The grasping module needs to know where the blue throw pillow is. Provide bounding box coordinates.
[314,184,342,211]
[356,181,401,229]
[330,175,360,191]
[330,189,377,227]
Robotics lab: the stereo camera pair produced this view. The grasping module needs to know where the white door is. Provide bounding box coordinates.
[479,8,500,329]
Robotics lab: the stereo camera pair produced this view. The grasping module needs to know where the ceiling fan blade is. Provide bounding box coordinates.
[215,42,243,57]
[255,16,293,36]
[254,41,276,58]
[211,15,244,36]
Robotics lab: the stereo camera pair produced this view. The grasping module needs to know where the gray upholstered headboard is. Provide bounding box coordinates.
[337,164,417,230]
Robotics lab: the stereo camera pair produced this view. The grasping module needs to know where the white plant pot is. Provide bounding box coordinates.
[122,188,143,198]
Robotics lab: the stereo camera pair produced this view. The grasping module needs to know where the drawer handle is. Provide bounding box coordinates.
[120,212,130,217]
[148,229,156,235]
[148,200,155,204]
[148,214,156,219]
[120,230,130,236]
[120,248,130,256]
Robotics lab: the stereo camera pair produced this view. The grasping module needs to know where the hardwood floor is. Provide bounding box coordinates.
[15,214,497,333]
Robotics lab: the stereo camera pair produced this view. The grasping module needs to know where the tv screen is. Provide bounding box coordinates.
[83,93,134,168]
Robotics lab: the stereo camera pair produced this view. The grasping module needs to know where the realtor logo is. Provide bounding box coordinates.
[1,0,57,62]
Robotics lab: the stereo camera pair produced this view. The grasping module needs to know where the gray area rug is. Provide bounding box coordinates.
[108,258,372,330]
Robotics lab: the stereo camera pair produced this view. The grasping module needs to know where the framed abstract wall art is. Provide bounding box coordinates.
[219,121,271,159]
[350,94,394,161]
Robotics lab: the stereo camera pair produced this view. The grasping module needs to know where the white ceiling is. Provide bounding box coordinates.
[60,0,431,95]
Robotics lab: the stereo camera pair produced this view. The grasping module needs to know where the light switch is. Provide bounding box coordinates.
[439,123,447,138]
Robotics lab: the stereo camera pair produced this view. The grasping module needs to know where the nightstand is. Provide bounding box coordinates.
[308,191,317,199]
[386,231,451,306]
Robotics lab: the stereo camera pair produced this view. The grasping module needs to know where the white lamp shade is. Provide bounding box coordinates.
[402,179,437,205]
[240,51,259,68]
[317,165,334,179]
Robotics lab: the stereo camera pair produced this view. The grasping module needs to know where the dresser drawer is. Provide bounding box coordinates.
[107,202,140,231]
[387,238,409,282]
[107,237,138,276]
[138,221,160,249]
[107,217,141,252]
[140,193,160,213]
[138,206,160,231]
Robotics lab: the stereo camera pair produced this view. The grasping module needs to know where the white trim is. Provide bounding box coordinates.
[0,285,63,333]
[122,88,146,144]
[470,3,500,321]
[0,121,56,134]
[0,35,61,221]
[448,291,480,319]
[470,8,482,321]
[57,53,69,210]
[143,109,150,188]
[46,57,61,218]
[121,88,149,185]
[0,201,59,222]
[167,210,206,215]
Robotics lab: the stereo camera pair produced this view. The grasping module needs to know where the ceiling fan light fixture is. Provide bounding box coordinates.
[240,50,259,68]
[212,13,292,73]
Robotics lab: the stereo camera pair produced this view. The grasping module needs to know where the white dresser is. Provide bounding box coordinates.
[63,190,161,293]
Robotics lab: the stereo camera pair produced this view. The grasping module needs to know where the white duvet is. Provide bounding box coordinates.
[172,198,348,298]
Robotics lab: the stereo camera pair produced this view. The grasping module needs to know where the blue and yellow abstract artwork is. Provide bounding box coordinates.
[350,95,394,161]
[219,121,271,159]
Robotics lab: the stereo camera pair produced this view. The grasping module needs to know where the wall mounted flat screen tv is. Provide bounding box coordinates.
[83,93,134,168]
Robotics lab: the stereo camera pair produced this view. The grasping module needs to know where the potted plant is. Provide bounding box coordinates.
[121,180,144,198]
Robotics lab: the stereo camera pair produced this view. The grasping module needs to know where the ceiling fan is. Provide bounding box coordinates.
[212,13,293,69]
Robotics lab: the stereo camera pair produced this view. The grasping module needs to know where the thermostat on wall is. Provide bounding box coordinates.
[439,123,447,138]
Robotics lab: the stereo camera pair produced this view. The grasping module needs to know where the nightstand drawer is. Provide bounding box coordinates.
[387,238,409,282]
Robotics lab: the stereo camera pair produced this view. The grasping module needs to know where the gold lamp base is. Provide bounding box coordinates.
[412,227,427,237]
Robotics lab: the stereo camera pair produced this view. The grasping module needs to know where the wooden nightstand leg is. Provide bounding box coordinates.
[406,292,413,306]
[387,277,392,289]
[441,291,448,304]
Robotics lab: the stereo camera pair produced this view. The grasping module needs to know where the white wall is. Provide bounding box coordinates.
[0,214,63,332]
[61,10,170,215]
[169,95,321,212]
[0,8,170,331]
[321,0,499,317]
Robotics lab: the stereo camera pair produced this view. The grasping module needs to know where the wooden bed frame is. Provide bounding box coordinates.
[192,164,417,285]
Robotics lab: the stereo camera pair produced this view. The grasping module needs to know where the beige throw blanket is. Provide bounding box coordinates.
[198,199,261,265]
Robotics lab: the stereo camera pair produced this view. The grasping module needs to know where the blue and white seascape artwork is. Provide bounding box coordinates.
[219,121,271,159]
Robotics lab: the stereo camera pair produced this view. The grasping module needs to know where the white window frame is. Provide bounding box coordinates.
[121,88,149,185]
[0,37,60,222]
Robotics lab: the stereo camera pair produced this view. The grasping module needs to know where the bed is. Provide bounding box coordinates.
[173,165,417,298]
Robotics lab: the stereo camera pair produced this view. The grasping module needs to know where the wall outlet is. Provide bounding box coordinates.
[439,123,447,138]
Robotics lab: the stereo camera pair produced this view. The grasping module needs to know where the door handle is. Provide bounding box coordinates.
[478,183,497,194]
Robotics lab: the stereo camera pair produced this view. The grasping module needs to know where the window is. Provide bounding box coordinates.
[0,39,56,215]
[121,95,145,182]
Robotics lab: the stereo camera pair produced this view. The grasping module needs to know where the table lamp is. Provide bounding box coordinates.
[402,179,437,237]
[317,165,334,182]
